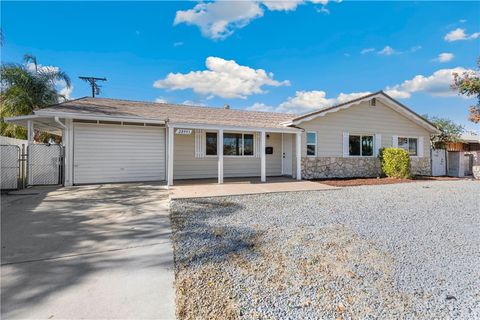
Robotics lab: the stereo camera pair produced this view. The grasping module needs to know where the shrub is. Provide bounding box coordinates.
[379,148,411,179]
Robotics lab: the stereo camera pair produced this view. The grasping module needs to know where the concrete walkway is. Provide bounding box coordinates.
[169,177,338,199]
[1,183,175,320]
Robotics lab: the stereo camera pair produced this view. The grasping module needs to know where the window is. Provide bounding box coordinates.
[243,134,254,156]
[224,133,255,156]
[206,132,217,156]
[306,131,317,156]
[398,137,418,156]
[349,135,373,156]
[223,133,241,155]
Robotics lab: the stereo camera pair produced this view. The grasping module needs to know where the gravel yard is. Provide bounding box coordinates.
[171,180,480,319]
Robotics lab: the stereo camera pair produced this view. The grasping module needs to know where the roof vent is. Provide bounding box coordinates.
[223,104,230,109]
[370,98,376,106]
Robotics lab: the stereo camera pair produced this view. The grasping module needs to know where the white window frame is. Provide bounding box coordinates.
[204,131,256,158]
[397,136,418,156]
[348,134,375,157]
[306,131,317,157]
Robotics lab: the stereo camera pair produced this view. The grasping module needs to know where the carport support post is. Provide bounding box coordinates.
[27,120,34,144]
[260,131,266,182]
[218,129,224,184]
[167,126,174,186]
[296,132,302,180]
[27,120,34,185]
[64,119,74,186]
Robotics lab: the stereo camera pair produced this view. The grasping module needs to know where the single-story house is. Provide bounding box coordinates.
[6,91,440,186]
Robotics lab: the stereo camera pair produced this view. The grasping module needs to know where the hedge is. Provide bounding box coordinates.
[379,147,411,179]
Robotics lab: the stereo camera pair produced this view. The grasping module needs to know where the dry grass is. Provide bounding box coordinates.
[173,222,423,319]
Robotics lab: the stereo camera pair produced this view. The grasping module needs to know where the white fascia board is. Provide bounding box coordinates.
[4,114,40,122]
[33,111,166,124]
[167,122,303,133]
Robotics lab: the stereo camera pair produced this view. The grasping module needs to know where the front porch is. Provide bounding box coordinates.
[167,125,303,186]
[169,176,337,199]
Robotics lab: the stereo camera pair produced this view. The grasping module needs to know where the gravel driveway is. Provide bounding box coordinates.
[171,180,480,319]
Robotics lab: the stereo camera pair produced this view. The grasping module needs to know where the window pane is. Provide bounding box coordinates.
[349,135,360,156]
[362,136,373,156]
[398,137,408,150]
[244,134,254,156]
[408,138,418,156]
[307,145,316,156]
[224,133,242,156]
[307,132,316,144]
[206,132,217,155]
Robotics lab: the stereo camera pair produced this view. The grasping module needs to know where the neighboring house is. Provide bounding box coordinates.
[446,133,480,177]
[6,91,440,186]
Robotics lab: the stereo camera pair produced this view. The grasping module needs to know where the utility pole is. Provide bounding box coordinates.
[79,76,107,98]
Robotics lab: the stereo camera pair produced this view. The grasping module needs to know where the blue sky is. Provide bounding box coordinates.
[2,1,479,131]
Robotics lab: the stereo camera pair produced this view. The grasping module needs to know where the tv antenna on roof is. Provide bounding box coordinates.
[79,76,107,98]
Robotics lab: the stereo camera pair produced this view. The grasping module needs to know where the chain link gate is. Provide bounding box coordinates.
[1,145,21,190]
[28,144,63,186]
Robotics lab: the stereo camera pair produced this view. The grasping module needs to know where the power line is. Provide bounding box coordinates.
[79,76,107,98]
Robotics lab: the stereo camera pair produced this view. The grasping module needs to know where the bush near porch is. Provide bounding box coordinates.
[379,148,411,179]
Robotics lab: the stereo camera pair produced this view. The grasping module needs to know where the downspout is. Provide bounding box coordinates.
[54,116,67,130]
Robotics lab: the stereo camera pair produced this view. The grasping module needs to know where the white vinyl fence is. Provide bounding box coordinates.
[431,149,447,176]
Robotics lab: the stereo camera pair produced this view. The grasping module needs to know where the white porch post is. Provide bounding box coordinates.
[64,119,74,186]
[260,130,266,182]
[218,129,224,184]
[167,126,174,186]
[296,132,302,180]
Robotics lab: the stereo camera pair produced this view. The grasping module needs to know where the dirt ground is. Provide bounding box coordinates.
[316,176,461,187]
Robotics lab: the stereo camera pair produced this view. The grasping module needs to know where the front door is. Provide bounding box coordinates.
[282,134,293,176]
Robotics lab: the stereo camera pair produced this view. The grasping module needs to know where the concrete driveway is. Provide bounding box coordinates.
[1,183,175,319]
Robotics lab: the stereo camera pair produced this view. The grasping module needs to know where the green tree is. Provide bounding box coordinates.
[452,57,480,123]
[0,54,71,139]
[425,115,464,148]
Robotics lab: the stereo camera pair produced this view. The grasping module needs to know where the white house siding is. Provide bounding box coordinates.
[173,131,283,180]
[298,100,432,178]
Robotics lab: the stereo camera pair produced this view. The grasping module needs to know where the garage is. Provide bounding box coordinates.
[73,122,166,184]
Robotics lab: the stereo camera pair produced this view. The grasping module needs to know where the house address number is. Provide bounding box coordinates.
[175,129,192,135]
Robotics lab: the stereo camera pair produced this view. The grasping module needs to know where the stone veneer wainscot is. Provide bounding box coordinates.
[301,156,431,179]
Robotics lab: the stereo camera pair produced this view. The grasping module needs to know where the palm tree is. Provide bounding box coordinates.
[0,54,71,139]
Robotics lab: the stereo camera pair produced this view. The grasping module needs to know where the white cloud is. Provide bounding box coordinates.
[410,45,422,52]
[385,67,475,98]
[361,48,375,54]
[173,41,184,47]
[262,0,304,11]
[378,46,396,56]
[246,102,276,112]
[174,0,334,40]
[26,62,73,101]
[155,97,168,103]
[182,100,207,106]
[248,90,371,114]
[362,45,420,56]
[444,28,480,42]
[459,19,467,23]
[58,80,73,101]
[435,52,454,63]
[153,56,289,99]
[174,1,264,40]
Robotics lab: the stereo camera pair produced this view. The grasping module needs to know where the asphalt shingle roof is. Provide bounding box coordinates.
[40,97,296,129]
